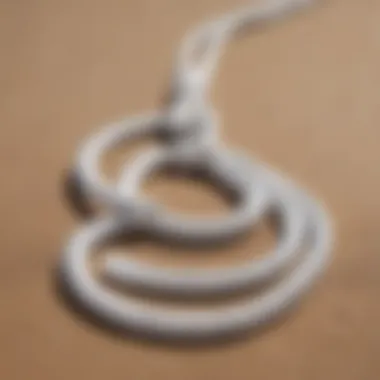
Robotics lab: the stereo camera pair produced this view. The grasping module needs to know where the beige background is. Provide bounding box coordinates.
[1,0,379,379]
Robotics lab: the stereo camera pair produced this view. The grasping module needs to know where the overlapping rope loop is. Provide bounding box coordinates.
[60,0,334,341]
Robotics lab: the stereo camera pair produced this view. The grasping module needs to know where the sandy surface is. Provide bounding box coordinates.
[0,1,378,379]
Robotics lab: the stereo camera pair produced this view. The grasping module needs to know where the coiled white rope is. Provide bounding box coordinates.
[61,0,334,341]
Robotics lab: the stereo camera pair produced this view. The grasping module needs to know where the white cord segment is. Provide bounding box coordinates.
[61,0,333,341]
[173,0,316,101]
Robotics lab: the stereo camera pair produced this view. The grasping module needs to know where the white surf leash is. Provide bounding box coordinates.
[61,0,334,341]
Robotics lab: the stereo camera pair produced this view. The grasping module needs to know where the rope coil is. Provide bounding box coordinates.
[61,0,334,341]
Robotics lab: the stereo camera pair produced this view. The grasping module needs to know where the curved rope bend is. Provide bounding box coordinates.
[61,0,334,341]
